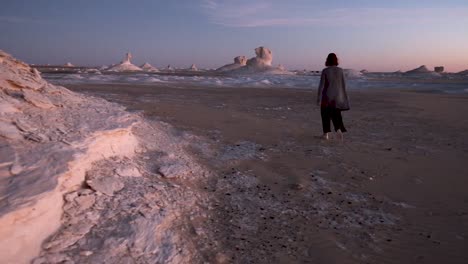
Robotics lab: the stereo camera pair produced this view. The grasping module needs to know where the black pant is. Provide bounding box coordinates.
[321,106,347,133]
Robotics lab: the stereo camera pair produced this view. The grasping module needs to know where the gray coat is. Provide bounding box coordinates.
[317,66,350,110]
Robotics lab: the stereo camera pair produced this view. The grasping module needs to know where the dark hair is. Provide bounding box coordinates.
[325,53,339,67]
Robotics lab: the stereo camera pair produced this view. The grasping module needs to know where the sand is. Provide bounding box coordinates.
[64,83,468,263]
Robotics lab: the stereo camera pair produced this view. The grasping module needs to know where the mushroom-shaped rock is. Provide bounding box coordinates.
[246,46,273,69]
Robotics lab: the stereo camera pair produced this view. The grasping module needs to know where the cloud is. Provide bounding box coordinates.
[201,1,468,28]
[0,16,49,25]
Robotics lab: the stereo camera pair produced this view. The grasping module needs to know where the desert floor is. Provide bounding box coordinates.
[67,84,468,264]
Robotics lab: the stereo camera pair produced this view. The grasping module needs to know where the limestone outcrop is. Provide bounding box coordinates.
[1,50,213,264]
[404,65,441,77]
[216,56,247,72]
[0,50,139,263]
[107,52,142,72]
[189,64,199,71]
[140,62,159,72]
[246,46,273,69]
[217,47,290,74]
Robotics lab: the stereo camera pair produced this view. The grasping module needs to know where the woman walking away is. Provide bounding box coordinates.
[317,53,350,140]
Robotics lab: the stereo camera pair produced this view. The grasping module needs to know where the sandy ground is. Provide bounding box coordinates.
[67,83,468,264]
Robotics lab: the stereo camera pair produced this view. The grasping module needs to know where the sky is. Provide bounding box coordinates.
[1,0,467,72]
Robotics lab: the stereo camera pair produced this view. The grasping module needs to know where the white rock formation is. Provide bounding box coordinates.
[276,64,286,71]
[246,46,273,69]
[405,65,431,74]
[216,56,247,72]
[219,47,290,74]
[456,69,468,75]
[344,69,363,79]
[164,65,175,72]
[0,50,139,263]
[189,64,198,71]
[107,52,142,72]
[140,62,159,72]
[404,65,441,77]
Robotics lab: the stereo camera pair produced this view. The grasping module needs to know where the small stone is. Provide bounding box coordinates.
[25,132,48,142]
[9,162,23,175]
[74,194,95,211]
[115,166,142,177]
[64,191,78,202]
[0,120,22,140]
[86,175,124,196]
[80,251,93,256]
[157,163,189,179]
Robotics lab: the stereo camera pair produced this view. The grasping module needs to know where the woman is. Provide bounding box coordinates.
[317,53,350,140]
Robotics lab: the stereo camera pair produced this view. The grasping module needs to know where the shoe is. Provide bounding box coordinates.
[322,133,330,140]
[336,130,343,141]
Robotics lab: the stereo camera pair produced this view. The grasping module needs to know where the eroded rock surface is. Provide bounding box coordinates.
[0,50,139,263]
[34,122,212,264]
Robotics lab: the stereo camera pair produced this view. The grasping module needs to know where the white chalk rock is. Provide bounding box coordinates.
[115,165,142,177]
[189,64,198,71]
[0,120,22,140]
[216,56,247,72]
[107,52,142,72]
[344,69,363,79]
[140,62,159,72]
[157,163,190,179]
[86,173,124,196]
[404,65,441,78]
[246,46,273,69]
[22,89,55,109]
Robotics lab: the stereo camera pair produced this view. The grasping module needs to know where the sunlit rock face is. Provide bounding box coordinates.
[246,46,273,69]
[0,50,139,264]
